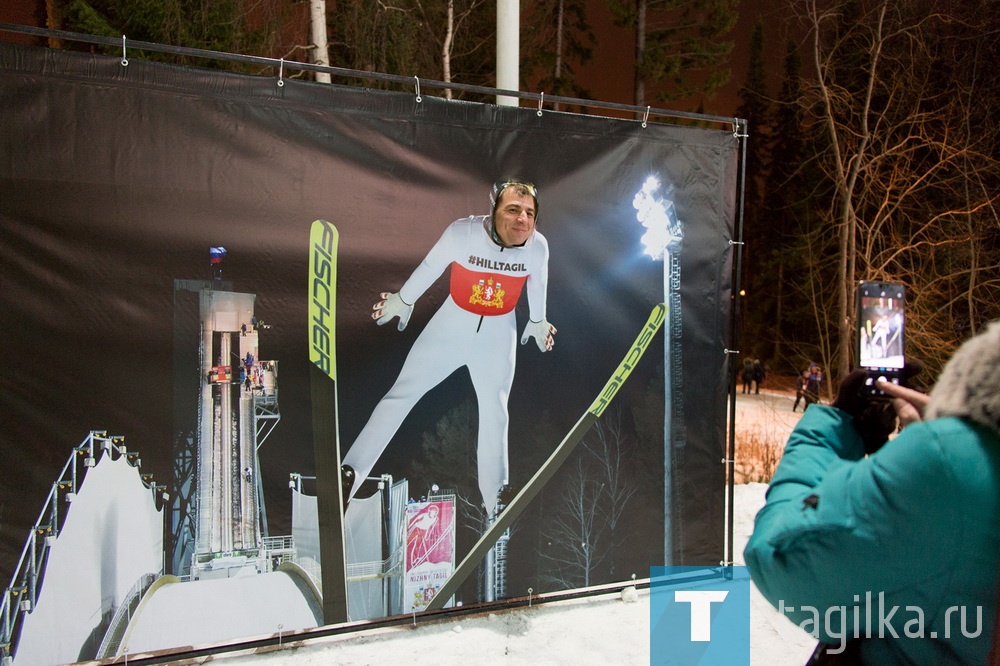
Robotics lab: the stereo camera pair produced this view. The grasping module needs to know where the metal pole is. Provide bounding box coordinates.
[727,119,749,567]
[495,0,519,106]
[663,250,672,565]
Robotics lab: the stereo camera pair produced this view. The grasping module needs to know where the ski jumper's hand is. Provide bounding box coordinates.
[521,318,556,352]
[372,292,413,331]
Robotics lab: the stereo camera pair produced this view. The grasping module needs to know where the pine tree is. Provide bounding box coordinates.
[521,0,596,108]
[608,0,738,108]
[327,0,495,99]
[759,40,820,367]
[52,0,290,70]
[734,19,772,359]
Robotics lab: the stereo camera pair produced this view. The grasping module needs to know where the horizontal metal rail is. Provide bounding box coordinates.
[85,574,668,665]
[0,23,742,129]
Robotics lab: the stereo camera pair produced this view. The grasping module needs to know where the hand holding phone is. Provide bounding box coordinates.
[875,379,928,427]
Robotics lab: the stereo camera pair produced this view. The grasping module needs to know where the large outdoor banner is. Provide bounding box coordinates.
[0,39,739,660]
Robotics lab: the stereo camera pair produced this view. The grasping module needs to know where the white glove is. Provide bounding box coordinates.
[372,291,413,331]
[520,318,556,352]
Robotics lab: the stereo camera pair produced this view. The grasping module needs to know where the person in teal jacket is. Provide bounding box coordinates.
[745,319,1000,665]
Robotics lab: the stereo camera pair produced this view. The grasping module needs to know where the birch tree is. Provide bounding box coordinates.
[790,0,1000,381]
[582,409,636,578]
[413,0,490,99]
[328,0,492,97]
[522,0,595,108]
[539,456,605,589]
[540,408,637,588]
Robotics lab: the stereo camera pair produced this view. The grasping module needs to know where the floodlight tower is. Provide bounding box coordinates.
[634,175,684,565]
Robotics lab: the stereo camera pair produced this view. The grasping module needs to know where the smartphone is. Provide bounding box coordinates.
[856,280,906,396]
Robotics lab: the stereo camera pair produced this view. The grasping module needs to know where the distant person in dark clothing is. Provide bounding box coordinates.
[792,369,810,412]
[742,358,755,394]
[753,359,766,394]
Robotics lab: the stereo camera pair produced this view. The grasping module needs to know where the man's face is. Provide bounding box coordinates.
[493,187,537,247]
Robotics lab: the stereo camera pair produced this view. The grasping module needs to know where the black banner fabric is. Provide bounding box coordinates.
[0,40,737,639]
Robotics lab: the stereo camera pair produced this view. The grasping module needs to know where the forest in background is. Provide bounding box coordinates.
[18,0,998,393]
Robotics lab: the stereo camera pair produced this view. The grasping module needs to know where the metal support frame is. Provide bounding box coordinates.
[726,119,750,567]
[0,23,741,130]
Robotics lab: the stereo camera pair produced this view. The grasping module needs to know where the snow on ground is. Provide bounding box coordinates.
[739,484,819,665]
[144,390,818,665]
[733,386,806,435]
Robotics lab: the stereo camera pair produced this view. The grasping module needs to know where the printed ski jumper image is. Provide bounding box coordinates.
[342,181,557,514]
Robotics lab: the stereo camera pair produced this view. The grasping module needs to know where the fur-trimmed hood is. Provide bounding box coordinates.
[924,319,1000,433]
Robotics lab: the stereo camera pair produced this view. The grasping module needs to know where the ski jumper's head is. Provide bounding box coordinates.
[489,180,538,248]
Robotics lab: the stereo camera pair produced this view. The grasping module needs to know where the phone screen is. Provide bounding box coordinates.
[857,281,905,389]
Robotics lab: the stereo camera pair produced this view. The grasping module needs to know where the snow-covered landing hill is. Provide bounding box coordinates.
[81,483,816,666]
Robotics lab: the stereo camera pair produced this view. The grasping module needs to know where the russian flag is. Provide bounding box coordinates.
[209,246,227,265]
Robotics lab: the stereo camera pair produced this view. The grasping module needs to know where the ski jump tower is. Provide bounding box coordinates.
[170,283,281,579]
[196,290,253,575]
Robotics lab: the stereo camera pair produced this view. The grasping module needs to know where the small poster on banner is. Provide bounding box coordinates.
[209,365,232,383]
[403,498,456,612]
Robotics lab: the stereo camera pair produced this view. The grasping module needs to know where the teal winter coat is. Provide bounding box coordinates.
[744,404,1000,664]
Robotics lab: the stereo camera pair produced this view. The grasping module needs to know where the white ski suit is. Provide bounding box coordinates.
[344,215,550,513]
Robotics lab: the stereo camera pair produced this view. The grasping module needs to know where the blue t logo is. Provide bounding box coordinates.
[650,566,750,665]
[675,590,730,641]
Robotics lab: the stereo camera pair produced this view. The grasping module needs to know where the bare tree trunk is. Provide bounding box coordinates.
[45,0,64,49]
[555,0,565,81]
[774,260,783,362]
[552,0,565,111]
[635,0,646,110]
[442,0,455,99]
[809,0,886,380]
[963,43,981,336]
[310,0,332,84]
